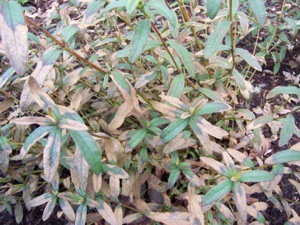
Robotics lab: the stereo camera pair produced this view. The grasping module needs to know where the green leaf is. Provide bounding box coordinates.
[206,0,222,19]
[240,170,274,182]
[168,74,185,98]
[75,204,87,225]
[279,114,296,147]
[110,71,131,94]
[232,182,247,223]
[198,88,225,103]
[146,0,178,28]
[168,168,180,188]
[196,102,230,115]
[269,86,300,97]
[202,179,233,205]
[20,126,54,158]
[126,129,147,150]
[69,130,102,174]
[248,0,266,26]
[0,136,11,152]
[168,40,195,78]
[0,1,28,75]
[161,119,189,144]
[43,197,57,221]
[129,19,151,63]
[43,128,62,182]
[101,0,126,16]
[203,19,231,59]
[102,164,129,179]
[126,0,140,14]
[61,25,79,44]
[265,150,300,164]
[235,48,262,71]
[0,67,15,89]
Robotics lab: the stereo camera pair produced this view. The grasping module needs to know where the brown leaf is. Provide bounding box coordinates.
[108,102,133,130]
[148,212,190,225]
[0,98,13,113]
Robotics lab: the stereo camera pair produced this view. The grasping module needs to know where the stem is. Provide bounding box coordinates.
[25,17,107,75]
[177,0,213,78]
[229,0,236,69]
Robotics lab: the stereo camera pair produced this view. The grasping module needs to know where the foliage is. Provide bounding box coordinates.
[0,0,299,224]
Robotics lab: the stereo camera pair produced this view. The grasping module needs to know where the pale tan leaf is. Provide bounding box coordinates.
[70,88,93,111]
[96,199,118,225]
[133,198,150,213]
[148,212,190,225]
[151,101,179,118]
[109,176,120,198]
[289,179,300,193]
[27,193,51,208]
[200,157,227,175]
[163,133,197,154]
[123,213,142,224]
[216,203,235,221]
[160,94,189,111]
[197,117,228,139]
[0,1,28,75]
[93,173,102,193]
[222,152,235,168]
[105,138,118,162]
[188,193,204,225]
[20,47,61,111]
[11,116,54,126]
[14,200,23,224]
[0,98,13,113]
[114,204,123,225]
[232,182,247,224]
[108,102,133,130]
[59,198,76,221]
[70,147,89,191]
[59,119,88,131]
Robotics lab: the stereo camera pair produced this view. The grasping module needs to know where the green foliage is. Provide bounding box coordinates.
[0,0,299,224]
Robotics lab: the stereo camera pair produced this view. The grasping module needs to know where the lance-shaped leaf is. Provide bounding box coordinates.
[232,182,247,223]
[148,212,190,225]
[0,1,28,75]
[160,118,189,144]
[235,48,262,71]
[19,126,54,158]
[59,198,76,221]
[129,19,151,63]
[96,198,118,225]
[0,67,15,89]
[279,114,298,147]
[195,102,231,116]
[126,129,147,152]
[126,0,139,14]
[240,170,274,183]
[146,0,178,28]
[195,117,228,139]
[69,130,102,175]
[83,0,105,23]
[168,168,180,188]
[168,74,185,98]
[44,128,62,182]
[75,204,87,225]
[227,148,255,168]
[203,19,231,58]
[248,0,266,26]
[102,164,129,179]
[206,0,222,19]
[11,116,54,126]
[43,197,57,221]
[70,147,89,192]
[168,40,195,78]
[200,157,228,176]
[134,71,159,89]
[265,149,300,164]
[27,193,52,208]
[202,179,233,205]
[267,86,300,98]
[20,48,62,111]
